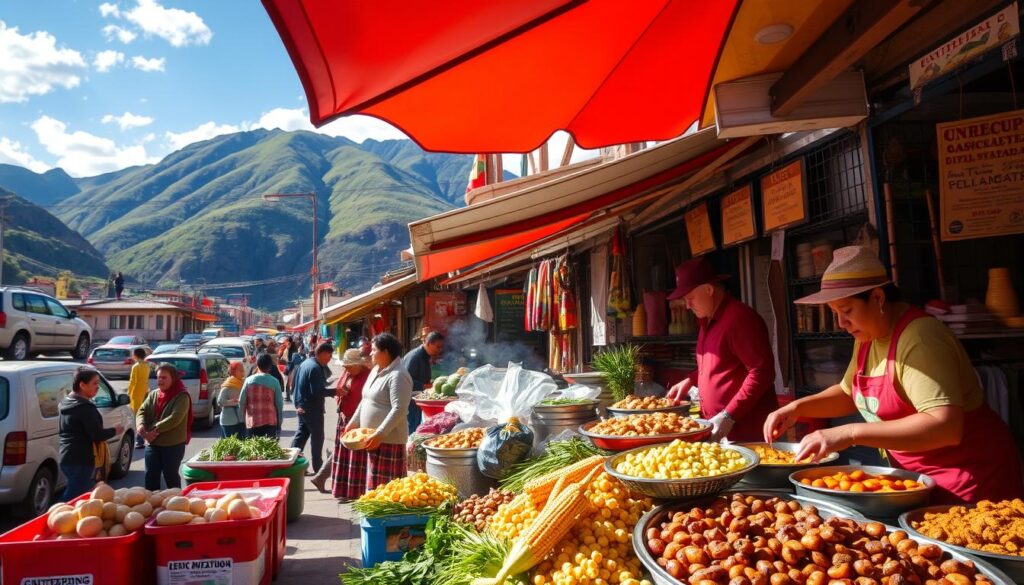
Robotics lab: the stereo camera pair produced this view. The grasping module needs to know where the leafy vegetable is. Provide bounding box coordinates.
[500,438,606,493]
[196,435,288,462]
[340,514,474,585]
[352,500,446,519]
[435,522,525,585]
[537,398,593,406]
[591,344,640,401]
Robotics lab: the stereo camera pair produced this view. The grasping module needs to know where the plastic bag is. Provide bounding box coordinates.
[452,362,558,423]
[478,417,534,479]
[553,384,601,401]
[415,411,461,435]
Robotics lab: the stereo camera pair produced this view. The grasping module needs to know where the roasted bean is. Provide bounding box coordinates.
[888,530,908,545]
[827,563,852,579]
[684,545,709,565]
[853,559,875,577]
[709,540,733,560]
[782,541,806,564]
[691,566,727,583]
[939,559,971,576]
[942,575,971,585]
[917,544,942,559]
[769,573,791,585]
[864,522,886,538]
[665,559,683,578]
[730,578,753,585]
[648,538,666,555]
[805,571,827,585]
[895,539,918,555]
[734,538,755,556]
[802,533,825,551]
[664,542,682,562]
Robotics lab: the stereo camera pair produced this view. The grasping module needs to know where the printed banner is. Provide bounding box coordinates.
[760,159,807,233]
[937,109,1024,241]
[720,184,756,246]
[684,202,716,256]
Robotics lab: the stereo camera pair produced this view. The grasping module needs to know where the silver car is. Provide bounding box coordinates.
[88,336,152,379]
[0,287,93,361]
[145,352,230,429]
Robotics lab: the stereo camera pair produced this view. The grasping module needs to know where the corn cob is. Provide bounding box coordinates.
[474,468,600,585]
[522,454,604,508]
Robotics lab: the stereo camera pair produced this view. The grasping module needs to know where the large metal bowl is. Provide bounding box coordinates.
[578,419,711,451]
[634,493,1014,585]
[734,442,840,489]
[790,465,935,519]
[605,443,758,499]
[900,505,1024,583]
[606,402,691,418]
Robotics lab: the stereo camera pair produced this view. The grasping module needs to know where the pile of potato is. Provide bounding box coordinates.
[41,482,261,540]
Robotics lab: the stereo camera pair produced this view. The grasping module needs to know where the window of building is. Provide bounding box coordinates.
[156,315,164,330]
[109,315,118,329]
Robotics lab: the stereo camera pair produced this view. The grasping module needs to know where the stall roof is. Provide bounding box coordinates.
[410,129,751,281]
[287,319,317,333]
[320,274,417,326]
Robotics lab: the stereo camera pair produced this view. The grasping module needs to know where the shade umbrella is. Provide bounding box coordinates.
[263,0,739,153]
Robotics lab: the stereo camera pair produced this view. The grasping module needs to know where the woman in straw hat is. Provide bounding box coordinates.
[765,246,1022,503]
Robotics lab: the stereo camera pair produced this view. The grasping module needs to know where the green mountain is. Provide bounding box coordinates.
[48,130,472,309]
[0,165,80,208]
[0,188,109,283]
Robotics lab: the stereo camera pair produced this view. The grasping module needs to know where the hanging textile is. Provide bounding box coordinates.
[590,244,611,346]
[534,259,553,332]
[607,227,631,319]
[555,255,578,331]
[475,283,494,322]
[524,266,537,331]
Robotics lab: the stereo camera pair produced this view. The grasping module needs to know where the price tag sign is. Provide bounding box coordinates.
[684,202,716,256]
[720,184,756,247]
[760,159,807,234]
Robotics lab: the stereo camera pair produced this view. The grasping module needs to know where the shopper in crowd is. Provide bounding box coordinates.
[292,342,335,473]
[58,368,123,500]
[238,354,284,438]
[284,337,306,402]
[137,364,193,490]
[217,361,246,438]
[402,331,444,433]
[343,333,412,490]
[665,257,777,442]
[764,246,1024,503]
[127,347,150,448]
[315,348,371,494]
[633,356,666,398]
[114,271,125,300]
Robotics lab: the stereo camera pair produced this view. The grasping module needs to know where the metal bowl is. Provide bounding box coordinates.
[634,493,1014,585]
[790,465,935,519]
[605,443,758,499]
[734,442,840,489]
[578,419,711,451]
[900,505,1024,583]
[606,402,691,418]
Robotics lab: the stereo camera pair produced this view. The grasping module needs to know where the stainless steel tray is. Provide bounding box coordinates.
[605,443,758,499]
[790,464,935,519]
[634,492,1014,585]
[736,442,839,489]
[607,403,691,418]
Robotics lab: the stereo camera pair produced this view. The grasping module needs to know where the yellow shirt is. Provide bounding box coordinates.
[839,315,982,413]
[128,361,151,413]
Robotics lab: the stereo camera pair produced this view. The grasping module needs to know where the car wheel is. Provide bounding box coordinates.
[203,405,215,429]
[109,435,133,479]
[18,467,55,518]
[72,334,90,360]
[4,333,29,361]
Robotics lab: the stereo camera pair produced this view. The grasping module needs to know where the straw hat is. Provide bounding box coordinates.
[340,348,369,367]
[795,245,891,304]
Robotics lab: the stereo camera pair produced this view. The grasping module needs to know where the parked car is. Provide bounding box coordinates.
[151,343,184,355]
[145,352,230,429]
[0,287,93,361]
[178,333,205,348]
[0,362,136,516]
[87,340,152,379]
[199,337,255,365]
[201,327,224,341]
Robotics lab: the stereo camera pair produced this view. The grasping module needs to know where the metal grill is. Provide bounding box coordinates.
[802,132,867,224]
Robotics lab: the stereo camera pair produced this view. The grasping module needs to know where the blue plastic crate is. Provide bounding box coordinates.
[359,513,432,567]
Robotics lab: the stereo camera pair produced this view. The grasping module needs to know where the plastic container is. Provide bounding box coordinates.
[412,395,456,418]
[0,493,152,585]
[147,478,286,585]
[183,447,300,478]
[182,456,308,523]
[360,513,432,567]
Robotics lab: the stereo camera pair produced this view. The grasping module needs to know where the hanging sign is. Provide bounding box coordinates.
[684,202,716,256]
[720,184,756,246]
[424,291,467,334]
[937,108,1024,241]
[760,159,807,233]
[909,2,1020,90]
[494,289,542,347]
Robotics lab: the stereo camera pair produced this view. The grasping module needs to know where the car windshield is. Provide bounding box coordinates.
[108,336,135,344]
[181,335,203,342]
[146,358,200,379]
[152,345,180,354]
[200,345,244,358]
[93,348,129,360]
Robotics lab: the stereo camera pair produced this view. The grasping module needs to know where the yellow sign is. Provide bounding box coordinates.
[937,109,1024,241]
[760,159,807,233]
[684,202,716,256]
[720,185,756,246]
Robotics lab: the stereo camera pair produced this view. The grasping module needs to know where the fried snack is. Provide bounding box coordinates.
[799,468,925,492]
[912,499,1024,557]
[747,443,812,465]
[425,427,486,449]
[589,412,704,437]
[610,395,679,410]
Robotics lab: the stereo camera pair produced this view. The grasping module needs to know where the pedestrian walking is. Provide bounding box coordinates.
[217,361,246,438]
[314,348,370,495]
[291,342,334,473]
[342,333,411,493]
[137,364,193,490]
[114,271,125,300]
[58,368,124,501]
[127,348,150,449]
[402,331,444,433]
[238,354,284,438]
[284,337,306,402]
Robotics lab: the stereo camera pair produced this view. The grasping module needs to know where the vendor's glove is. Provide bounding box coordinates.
[708,410,735,442]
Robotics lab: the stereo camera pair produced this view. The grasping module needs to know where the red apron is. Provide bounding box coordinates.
[851,307,1023,503]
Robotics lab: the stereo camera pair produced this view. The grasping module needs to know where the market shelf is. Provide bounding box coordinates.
[794,331,852,341]
[625,335,698,345]
[789,275,823,287]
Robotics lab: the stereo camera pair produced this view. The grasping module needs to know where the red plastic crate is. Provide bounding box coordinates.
[147,478,286,585]
[0,493,153,584]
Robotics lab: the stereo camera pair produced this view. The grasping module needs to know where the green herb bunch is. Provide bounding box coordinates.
[590,344,640,401]
[500,437,605,493]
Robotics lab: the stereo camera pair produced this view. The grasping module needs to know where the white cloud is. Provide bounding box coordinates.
[0,137,49,173]
[31,115,158,177]
[93,49,124,72]
[101,111,154,130]
[0,21,86,103]
[252,107,315,132]
[99,3,120,18]
[102,24,137,44]
[164,121,240,150]
[124,0,211,47]
[141,132,156,143]
[251,107,407,143]
[130,55,165,72]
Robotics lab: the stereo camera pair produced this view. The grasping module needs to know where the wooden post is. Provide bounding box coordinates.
[924,188,946,300]
[494,153,503,183]
[560,138,575,167]
[883,182,899,285]
[539,143,549,172]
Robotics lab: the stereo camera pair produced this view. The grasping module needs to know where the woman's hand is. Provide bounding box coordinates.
[795,426,855,462]
[763,403,801,444]
[343,419,358,433]
[363,431,383,451]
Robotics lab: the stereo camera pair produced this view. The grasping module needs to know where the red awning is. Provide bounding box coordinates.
[262,0,739,152]
[288,319,317,332]
[192,312,217,323]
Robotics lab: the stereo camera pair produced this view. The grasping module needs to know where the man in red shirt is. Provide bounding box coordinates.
[666,258,777,442]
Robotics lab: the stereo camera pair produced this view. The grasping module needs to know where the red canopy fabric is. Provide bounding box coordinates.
[263,0,739,153]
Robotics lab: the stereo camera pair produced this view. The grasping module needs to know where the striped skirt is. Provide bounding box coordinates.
[332,441,406,499]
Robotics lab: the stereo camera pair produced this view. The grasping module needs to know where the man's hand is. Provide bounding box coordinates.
[666,378,693,403]
[708,410,735,442]
[296,406,305,415]
[363,432,383,451]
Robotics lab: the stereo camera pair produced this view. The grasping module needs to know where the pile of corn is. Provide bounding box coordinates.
[530,472,653,585]
[358,472,457,508]
[488,491,543,540]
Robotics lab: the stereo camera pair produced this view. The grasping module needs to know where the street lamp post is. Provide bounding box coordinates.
[261,192,319,321]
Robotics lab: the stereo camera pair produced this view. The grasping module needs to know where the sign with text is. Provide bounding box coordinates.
[937,109,1024,241]
[760,159,807,233]
[425,291,467,334]
[684,202,716,256]
[909,2,1020,90]
[494,289,542,347]
[720,184,756,246]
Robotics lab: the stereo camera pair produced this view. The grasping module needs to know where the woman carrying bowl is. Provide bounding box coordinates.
[764,246,1023,503]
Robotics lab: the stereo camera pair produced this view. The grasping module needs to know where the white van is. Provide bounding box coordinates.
[201,327,225,341]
